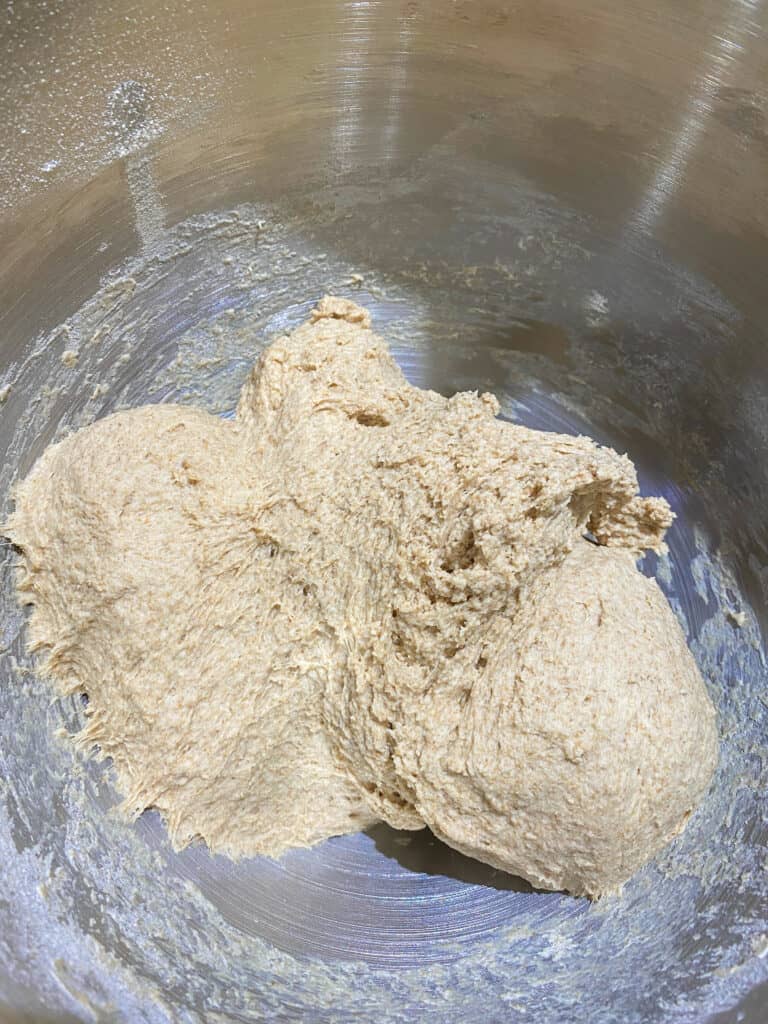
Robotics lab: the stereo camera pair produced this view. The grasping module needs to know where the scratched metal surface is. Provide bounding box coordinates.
[0,2,767,1022]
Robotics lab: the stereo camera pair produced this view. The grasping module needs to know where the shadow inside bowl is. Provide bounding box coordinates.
[365,822,539,894]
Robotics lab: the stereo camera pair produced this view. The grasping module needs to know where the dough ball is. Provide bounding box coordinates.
[409,542,718,897]
[6,298,717,893]
[7,404,374,857]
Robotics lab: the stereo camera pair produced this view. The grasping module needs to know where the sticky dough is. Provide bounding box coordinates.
[6,297,718,897]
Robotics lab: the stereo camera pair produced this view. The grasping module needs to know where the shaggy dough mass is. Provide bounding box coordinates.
[6,297,718,897]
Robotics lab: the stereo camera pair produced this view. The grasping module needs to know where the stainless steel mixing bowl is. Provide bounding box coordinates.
[1,1,767,1021]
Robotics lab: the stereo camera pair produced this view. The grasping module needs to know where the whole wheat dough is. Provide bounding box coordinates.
[6,297,718,897]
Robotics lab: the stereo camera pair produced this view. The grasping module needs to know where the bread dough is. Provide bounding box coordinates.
[6,297,717,897]
[407,543,717,895]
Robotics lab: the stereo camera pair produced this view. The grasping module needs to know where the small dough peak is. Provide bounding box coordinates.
[310,295,372,328]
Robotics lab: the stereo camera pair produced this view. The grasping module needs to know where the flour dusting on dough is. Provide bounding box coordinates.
[5,298,717,897]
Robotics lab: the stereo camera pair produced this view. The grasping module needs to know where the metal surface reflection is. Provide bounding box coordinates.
[630,0,765,236]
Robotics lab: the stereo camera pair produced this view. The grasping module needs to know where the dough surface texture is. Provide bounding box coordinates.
[6,297,718,897]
